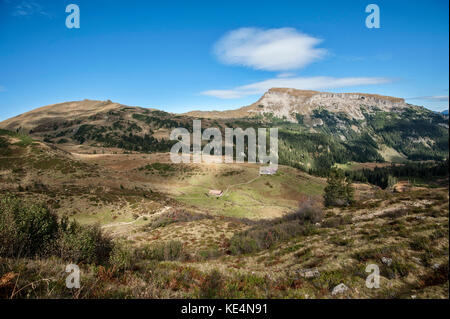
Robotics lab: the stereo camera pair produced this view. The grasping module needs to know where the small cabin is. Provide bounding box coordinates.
[208,189,223,197]
[259,166,278,175]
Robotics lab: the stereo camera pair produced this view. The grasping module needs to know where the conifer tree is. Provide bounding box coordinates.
[324,168,355,207]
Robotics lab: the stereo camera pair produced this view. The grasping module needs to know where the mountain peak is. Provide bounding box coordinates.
[0,99,122,131]
[246,88,407,122]
[186,88,409,121]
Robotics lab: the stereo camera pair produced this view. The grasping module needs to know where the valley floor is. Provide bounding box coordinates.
[0,137,448,299]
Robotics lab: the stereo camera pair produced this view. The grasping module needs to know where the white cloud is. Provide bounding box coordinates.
[12,1,49,17]
[407,95,449,102]
[200,90,245,99]
[206,27,391,99]
[276,73,296,78]
[214,27,327,71]
[201,76,391,99]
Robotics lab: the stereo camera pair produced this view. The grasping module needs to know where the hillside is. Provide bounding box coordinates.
[0,92,448,299]
[0,127,448,299]
[1,88,447,175]
[0,99,193,154]
[190,88,448,172]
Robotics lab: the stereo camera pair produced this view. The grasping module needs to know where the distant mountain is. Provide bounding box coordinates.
[187,88,448,172]
[186,88,408,122]
[0,99,188,154]
[442,109,449,115]
[1,88,448,174]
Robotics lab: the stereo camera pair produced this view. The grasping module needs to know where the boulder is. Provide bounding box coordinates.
[381,257,393,266]
[332,283,349,295]
[298,268,320,279]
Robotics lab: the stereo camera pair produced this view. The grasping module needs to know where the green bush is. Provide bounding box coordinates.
[322,215,352,228]
[352,246,396,262]
[229,205,321,255]
[199,270,223,298]
[1,195,115,266]
[0,195,58,258]
[312,270,347,290]
[197,245,222,260]
[57,219,112,264]
[0,136,9,153]
[421,261,449,286]
[109,241,136,271]
[409,236,431,251]
[143,240,186,261]
[381,260,414,279]
[293,205,324,223]
[430,228,447,240]
[229,236,259,255]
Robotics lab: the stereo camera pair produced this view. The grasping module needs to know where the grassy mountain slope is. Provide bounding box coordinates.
[0,123,448,299]
[0,89,448,175]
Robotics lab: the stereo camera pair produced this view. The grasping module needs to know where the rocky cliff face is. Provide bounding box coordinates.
[246,88,408,122]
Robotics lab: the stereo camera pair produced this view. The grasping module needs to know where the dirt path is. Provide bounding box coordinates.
[223,175,260,196]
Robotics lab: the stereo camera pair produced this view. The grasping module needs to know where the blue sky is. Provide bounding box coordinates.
[0,0,448,121]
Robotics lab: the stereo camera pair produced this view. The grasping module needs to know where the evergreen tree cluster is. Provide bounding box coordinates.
[346,160,449,189]
[324,168,355,207]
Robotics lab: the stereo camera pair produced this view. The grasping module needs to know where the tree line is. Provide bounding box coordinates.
[345,160,449,189]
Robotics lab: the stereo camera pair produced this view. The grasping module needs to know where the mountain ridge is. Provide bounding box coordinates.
[0,88,447,173]
[185,88,410,121]
[2,88,414,128]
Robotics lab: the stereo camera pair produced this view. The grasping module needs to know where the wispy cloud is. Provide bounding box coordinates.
[201,76,391,99]
[407,95,449,102]
[200,90,245,99]
[11,1,49,17]
[276,72,296,78]
[214,27,327,71]
[205,27,393,99]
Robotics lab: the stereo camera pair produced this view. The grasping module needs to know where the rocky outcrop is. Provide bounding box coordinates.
[247,88,408,122]
[185,87,411,121]
[331,283,349,295]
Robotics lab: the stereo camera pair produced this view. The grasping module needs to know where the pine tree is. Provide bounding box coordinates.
[324,168,355,207]
[345,179,355,205]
